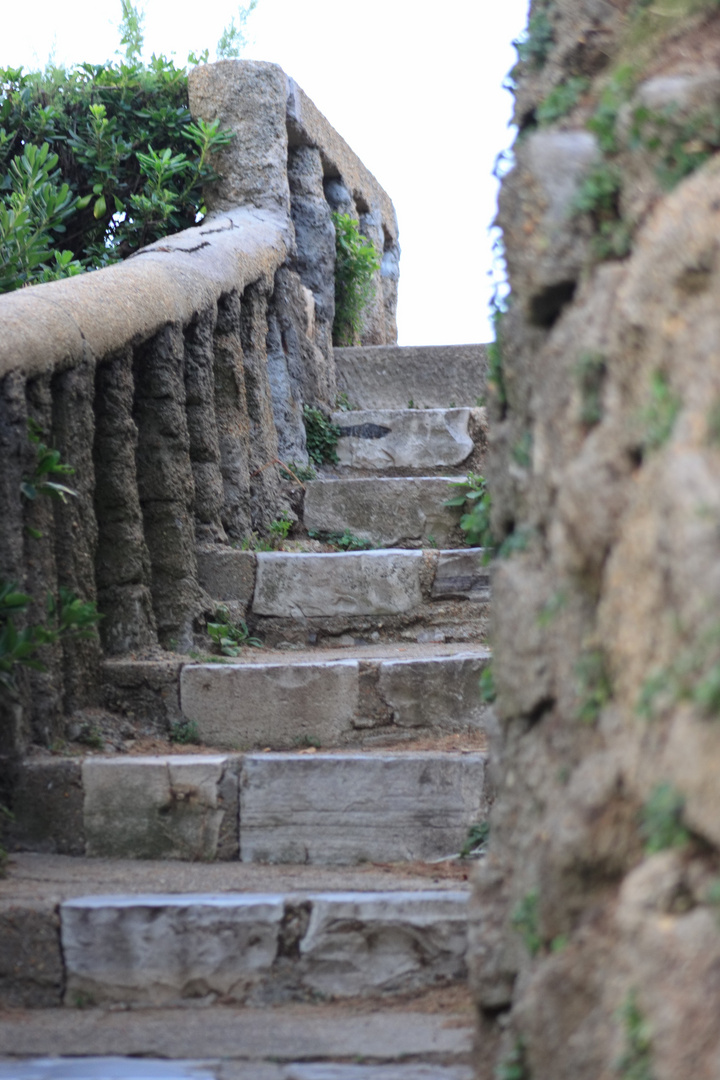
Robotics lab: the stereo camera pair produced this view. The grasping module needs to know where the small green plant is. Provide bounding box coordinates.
[269,512,293,548]
[75,722,104,749]
[537,589,568,628]
[574,162,631,260]
[514,9,554,68]
[576,352,607,426]
[635,668,677,720]
[640,371,680,453]
[460,820,490,859]
[587,66,635,154]
[293,733,322,749]
[22,419,78,519]
[335,392,354,412]
[331,211,380,346]
[206,607,261,657]
[496,1038,529,1080]
[616,992,654,1080]
[512,432,533,470]
[537,77,590,126]
[169,718,201,745]
[279,460,316,483]
[511,890,542,957]
[408,398,415,409]
[497,528,533,560]
[307,529,373,551]
[445,473,494,548]
[238,532,274,553]
[303,405,341,466]
[479,664,497,704]
[641,783,690,854]
[575,649,612,723]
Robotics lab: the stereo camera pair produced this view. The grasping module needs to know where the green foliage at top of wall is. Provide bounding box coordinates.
[513,9,554,70]
[0,58,232,291]
[331,212,380,346]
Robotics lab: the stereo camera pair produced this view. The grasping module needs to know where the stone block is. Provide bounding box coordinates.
[335,344,488,409]
[61,894,284,1006]
[239,752,488,864]
[82,756,240,861]
[0,903,63,1007]
[332,409,474,471]
[7,759,84,855]
[432,550,491,600]
[101,659,184,728]
[377,653,491,730]
[196,547,256,604]
[298,891,469,997]
[180,660,360,748]
[253,550,424,618]
[303,477,462,548]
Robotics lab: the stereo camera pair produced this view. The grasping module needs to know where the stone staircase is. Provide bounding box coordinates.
[1,344,488,1079]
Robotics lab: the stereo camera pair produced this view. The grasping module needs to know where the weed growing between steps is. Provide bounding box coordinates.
[307,529,373,551]
[331,211,380,345]
[206,606,262,657]
[445,473,494,548]
[303,405,341,465]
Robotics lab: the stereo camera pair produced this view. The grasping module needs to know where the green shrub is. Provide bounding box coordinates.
[206,607,261,657]
[445,473,494,548]
[169,718,201,745]
[331,212,380,346]
[0,56,232,291]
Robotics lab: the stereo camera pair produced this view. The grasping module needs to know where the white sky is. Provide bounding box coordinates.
[0,0,529,345]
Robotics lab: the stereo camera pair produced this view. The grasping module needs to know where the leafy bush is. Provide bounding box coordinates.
[331,211,380,346]
[0,56,232,292]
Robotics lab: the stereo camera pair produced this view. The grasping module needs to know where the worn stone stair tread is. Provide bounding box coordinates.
[335,342,487,410]
[59,889,468,1007]
[303,476,466,548]
[239,751,487,865]
[251,548,489,620]
[0,990,473,1065]
[329,408,480,472]
[0,1063,474,1080]
[180,646,491,748]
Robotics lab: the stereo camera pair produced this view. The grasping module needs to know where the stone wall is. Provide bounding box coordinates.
[469,3,720,1077]
[0,61,398,769]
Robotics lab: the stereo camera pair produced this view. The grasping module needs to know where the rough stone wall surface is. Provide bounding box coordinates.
[470,3,720,1078]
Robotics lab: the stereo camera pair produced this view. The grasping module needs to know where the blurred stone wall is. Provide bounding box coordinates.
[469,3,720,1077]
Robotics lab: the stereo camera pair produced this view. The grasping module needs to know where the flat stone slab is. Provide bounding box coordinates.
[303,477,463,548]
[62,894,285,1006]
[0,998,473,1062]
[181,659,360,748]
[253,550,424,618]
[378,653,490,730]
[298,891,468,997]
[431,550,490,601]
[331,409,475,471]
[335,343,488,409]
[240,753,487,864]
[60,891,469,1007]
[83,756,240,861]
[0,1068,473,1080]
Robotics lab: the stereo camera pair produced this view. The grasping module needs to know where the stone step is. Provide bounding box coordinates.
[328,408,485,474]
[0,1062,473,1080]
[335,343,488,410]
[303,476,465,548]
[8,751,487,863]
[100,641,491,746]
[248,548,490,647]
[181,647,490,749]
[59,889,469,1008]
